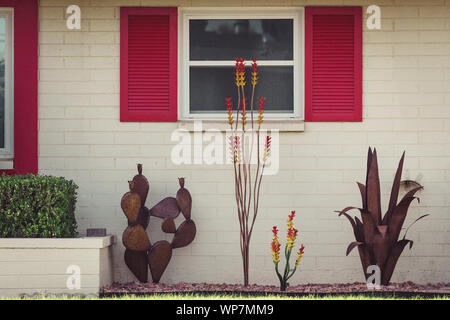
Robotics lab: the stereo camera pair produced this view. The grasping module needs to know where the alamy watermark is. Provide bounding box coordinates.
[64,4,383,31]
[66,265,81,290]
[170,121,280,175]
[366,265,381,290]
[366,5,381,30]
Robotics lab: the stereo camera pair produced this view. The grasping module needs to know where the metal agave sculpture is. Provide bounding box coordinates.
[337,147,428,285]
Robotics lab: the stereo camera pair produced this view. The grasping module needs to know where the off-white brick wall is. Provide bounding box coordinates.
[38,0,450,285]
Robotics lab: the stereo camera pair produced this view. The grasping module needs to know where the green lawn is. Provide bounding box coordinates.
[2,293,449,300]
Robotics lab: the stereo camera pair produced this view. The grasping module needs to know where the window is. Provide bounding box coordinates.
[180,8,303,120]
[0,9,13,159]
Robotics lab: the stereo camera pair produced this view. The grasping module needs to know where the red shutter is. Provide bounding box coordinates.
[0,0,38,175]
[305,7,362,122]
[120,7,177,122]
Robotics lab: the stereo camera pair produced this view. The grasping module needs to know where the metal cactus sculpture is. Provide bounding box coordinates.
[121,164,196,283]
[337,148,428,285]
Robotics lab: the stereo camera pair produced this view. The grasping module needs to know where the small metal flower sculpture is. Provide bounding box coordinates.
[271,211,305,291]
[226,58,272,286]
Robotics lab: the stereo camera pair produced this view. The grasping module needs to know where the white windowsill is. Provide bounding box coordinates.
[0,159,14,170]
[177,119,304,132]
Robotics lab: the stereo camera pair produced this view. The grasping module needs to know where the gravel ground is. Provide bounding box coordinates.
[102,281,450,294]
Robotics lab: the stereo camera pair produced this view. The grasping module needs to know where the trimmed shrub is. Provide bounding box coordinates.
[0,174,78,238]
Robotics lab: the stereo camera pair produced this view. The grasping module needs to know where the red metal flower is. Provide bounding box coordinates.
[252,58,258,73]
[226,97,232,110]
[235,58,245,87]
[263,136,271,162]
[288,210,295,222]
[299,244,305,255]
[265,136,272,152]
[272,226,278,236]
[258,97,265,111]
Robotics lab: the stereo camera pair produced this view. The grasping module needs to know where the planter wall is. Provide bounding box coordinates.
[0,236,115,297]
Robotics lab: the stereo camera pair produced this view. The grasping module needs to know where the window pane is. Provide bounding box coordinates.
[190,66,293,113]
[0,17,6,149]
[190,19,293,61]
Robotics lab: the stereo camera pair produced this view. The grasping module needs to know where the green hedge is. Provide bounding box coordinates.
[0,175,78,238]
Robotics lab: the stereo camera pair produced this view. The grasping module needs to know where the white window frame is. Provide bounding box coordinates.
[0,8,13,160]
[179,7,304,121]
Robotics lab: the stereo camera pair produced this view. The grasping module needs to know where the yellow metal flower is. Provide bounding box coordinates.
[271,226,280,264]
[235,58,246,87]
[251,59,258,86]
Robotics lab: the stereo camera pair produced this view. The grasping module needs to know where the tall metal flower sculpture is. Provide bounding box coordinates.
[336,148,428,285]
[226,58,272,286]
[271,211,305,291]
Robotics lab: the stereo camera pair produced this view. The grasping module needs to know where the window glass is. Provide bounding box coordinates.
[189,19,293,61]
[190,66,293,113]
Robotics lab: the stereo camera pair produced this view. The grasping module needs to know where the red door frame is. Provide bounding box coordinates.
[0,0,38,174]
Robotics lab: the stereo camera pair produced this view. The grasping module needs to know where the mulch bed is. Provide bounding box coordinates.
[101,282,450,297]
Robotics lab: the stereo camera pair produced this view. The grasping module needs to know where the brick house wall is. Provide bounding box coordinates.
[38,0,450,284]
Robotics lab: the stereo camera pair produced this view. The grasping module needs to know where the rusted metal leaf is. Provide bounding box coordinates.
[366,148,382,225]
[346,241,363,256]
[385,151,405,223]
[357,182,366,209]
[161,216,176,233]
[337,209,359,241]
[361,210,376,246]
[132,164,150,206]
[122,224,151,251]
[176,178,192,220]
[357,244,372,280]
[171,219,196,249]
[402,214,430,240]
[401,185,424,202]
[388,196,419,246]
[336,206,360,216]
[121,182,141,224]
[354,216,365,242]
[148,240,172,283]
[381,239,412,285]
[364,147,373,209]
[149,197,180,219]
[124,249,148,283]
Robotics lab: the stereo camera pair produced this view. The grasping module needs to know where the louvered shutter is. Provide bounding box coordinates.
[305,7,362,122]
[120,7,177,122]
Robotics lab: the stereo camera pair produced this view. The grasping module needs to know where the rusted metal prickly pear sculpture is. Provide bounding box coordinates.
[121,164,196,283]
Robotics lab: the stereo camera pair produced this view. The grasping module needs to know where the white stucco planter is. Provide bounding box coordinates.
[0,236,115,297]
